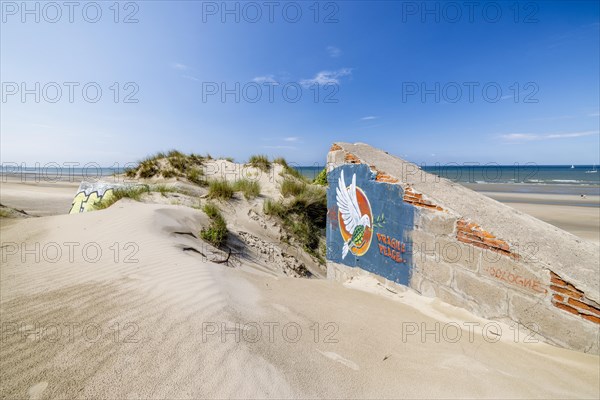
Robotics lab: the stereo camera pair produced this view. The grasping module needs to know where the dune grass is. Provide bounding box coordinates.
[248,154,271,172]
[186,167,206,186]
[151,184,178,196]
[95,186,150,210]
[125,150,208,179]
[233,179,261,199]
[264,184,327,263]
[280,178,306,197]
[273,157,306,181]
[200,203,228,247]
[207,179,235,200]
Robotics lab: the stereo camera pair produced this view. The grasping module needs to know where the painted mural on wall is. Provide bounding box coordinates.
[69,181,130,214]
[327,164,414,285]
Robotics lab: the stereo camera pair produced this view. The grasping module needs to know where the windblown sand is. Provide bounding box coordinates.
[1,176,599,398]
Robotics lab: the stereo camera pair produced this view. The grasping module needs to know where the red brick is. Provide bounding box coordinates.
[550,285,583,299]
[403,188,445,210]
[581,314,600,324]
[567,298,600,316]
[550,272,567,286]
[482,238,510,252]
[457,231,484,243]
[376,172,399,183]
[455,219,517,258]
[344,153,361,164]
[554,302,580,315]
[552,294,565,303]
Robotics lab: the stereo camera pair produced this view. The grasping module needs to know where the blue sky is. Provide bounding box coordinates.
[1,0,599,166]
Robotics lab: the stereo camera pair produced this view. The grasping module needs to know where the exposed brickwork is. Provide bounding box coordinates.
[581,314,600,324]
[550,271,600,324]
[403,187,444,211]
[330,143,342,151]
[568,298,600,316]
[456,219,517,259]
[344,152,362,164]
[375,171,399,183]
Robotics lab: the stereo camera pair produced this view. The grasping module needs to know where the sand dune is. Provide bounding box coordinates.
[1,200,599,399]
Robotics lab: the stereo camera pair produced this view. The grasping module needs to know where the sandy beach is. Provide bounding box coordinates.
[3,176,598,243]
[473,191,600,244]
[1,171,599,399]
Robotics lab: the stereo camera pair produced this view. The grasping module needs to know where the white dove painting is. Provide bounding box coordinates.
[336,170,373,259]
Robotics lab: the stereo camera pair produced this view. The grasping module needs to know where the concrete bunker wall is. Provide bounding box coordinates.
[326,142,600,354]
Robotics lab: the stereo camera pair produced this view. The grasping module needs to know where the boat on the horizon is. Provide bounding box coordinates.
[585,164,598,173]
[570,165,575,169]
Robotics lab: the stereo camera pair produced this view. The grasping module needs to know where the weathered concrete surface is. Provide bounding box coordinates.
[326,142,600,354]
[328,142,599,303]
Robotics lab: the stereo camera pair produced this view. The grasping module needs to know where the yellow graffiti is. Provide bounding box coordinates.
[69,189,115,214]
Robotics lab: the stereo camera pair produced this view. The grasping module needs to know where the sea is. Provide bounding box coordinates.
[296,165,600,196]
[2,164,599,195]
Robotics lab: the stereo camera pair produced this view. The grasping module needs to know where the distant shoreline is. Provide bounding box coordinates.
[2,169,599,198]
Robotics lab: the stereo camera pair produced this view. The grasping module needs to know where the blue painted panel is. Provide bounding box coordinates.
[326,164,415,285]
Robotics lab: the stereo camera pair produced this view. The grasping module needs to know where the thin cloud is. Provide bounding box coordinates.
[360,116,378,121]
[500,131,598,142]
[283,136,300,142]
[300,68,352,87]
[547,132,598,139]
[589,112,600,117]
[327,46,342,58]
[253,75,278,84]
[182,75,199,81]
[171,63,189,70]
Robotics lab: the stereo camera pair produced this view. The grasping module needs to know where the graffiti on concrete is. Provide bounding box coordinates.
[327,164,415,285]
[68,181,145,214]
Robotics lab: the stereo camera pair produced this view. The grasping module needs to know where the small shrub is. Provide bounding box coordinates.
[248,155,271,172]
[280,178,305,197]
[313,167,328,186]
[0,209,11,218]
[233,179,260,199]
[208,179,234,200]
[200,203,228,247]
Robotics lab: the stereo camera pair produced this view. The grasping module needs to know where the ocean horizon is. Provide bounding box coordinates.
[3,164,599,186]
